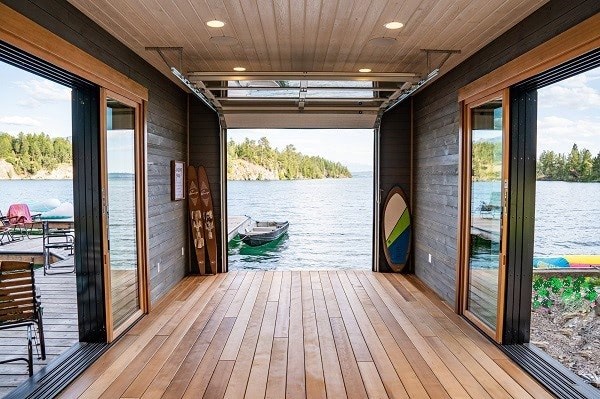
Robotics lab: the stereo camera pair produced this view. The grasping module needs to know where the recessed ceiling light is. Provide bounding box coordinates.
[359,68,372,73]
[233,67,246,72]
[368,37,397,47]
[384,21,404,30]
[206,20,225,28]
[210,36,239,46]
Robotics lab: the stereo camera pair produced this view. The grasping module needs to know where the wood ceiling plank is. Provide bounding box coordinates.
[246,0,276,71]
[322,0,355,71]
[148,0,225,71]
[348,0,406,73]
[311,0,339,71]
[389,0,501,74]
[230,0,270,71]
[272,0,292,71]
[372,0,438,73]
[382,0,452,73]
[455,0,547,65]
[176,0,236,72]
[214,0,261,72]
[303,0,323,71]
[333,0,376,71]
[289,0,306,71]
[256,0,282,71]
[200,0,255,71]
[65,0,549,79]
[339,0,393,72]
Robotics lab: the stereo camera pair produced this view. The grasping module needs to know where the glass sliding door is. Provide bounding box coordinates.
[461,90,509,342]
[102,90,146,340]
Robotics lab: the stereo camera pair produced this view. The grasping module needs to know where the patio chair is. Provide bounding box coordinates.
[0,261,46,376]
[0,211,21,245]
[6,204,42,239]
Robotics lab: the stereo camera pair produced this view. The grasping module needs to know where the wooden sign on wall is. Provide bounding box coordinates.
[171,160,186,201]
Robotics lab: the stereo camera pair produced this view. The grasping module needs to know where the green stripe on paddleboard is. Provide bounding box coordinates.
[386,208,410,247]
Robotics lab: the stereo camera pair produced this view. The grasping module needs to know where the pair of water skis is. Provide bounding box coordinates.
[187,165,217,275]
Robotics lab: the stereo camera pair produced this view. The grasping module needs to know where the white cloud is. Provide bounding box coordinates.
[538,69,600,111]
[15,79,71,106]
[537,115,600,155]
[0,115,42,126]
[539,80,600,111]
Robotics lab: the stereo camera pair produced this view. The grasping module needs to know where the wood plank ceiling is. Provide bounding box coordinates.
[67,0,548,127]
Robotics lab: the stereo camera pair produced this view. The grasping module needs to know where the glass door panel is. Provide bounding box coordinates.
[463,93,507,340]
[104,96,141,334]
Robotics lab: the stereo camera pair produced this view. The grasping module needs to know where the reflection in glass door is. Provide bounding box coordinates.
[103,93,144,338]
[462,91,508,341]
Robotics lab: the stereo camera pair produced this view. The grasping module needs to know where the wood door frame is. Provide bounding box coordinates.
[100,88,149,342]
[459,89,510,343]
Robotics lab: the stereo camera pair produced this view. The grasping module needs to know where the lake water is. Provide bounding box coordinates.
[227,172,374,270]
[0,177,136,269]
[2,179,598,269]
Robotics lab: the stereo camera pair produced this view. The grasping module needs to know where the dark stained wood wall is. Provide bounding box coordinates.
[378,101,412,272]
[2,0,195,304]
[411,0,600,306]
[189,97,223,273]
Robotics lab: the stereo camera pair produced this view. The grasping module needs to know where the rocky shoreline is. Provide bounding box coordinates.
[227,158,351,181]
[0,159,72,180]
[530,297,600,388]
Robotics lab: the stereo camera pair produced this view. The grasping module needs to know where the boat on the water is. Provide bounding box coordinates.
[238,221,289,247]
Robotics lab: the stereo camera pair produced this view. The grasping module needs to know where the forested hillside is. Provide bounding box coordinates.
[227,137,351,180]
[472,140,600,182]
[538,144,600,182]
[0,132,72,176]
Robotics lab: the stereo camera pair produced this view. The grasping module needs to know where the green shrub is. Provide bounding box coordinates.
[532,275,599,310]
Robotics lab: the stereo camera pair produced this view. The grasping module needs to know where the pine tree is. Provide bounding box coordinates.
[592,152,600,182]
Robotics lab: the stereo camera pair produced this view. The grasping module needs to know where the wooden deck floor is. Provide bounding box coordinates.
[59,271,552,399]
[0,267,78,398]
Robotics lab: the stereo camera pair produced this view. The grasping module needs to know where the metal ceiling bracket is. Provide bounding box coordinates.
[298,80,307,110]
[384,69,440,114]
[171,67,218,113]
[421,49,461,73]
[381,50,460,115]
[145,46,184,72]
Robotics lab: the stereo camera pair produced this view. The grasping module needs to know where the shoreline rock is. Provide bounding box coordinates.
[0,159,72,180]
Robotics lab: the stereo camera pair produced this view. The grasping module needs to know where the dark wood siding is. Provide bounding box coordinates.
[72,84,105,342]
[378,101,412,272]
[411,0,600,306]
[189,97,222,273]
[3,0,190,304]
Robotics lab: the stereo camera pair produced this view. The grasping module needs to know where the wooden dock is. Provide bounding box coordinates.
[0,235,72,265]
[470,216,501,241]
[0,266,78,398]
[227,215,251,242]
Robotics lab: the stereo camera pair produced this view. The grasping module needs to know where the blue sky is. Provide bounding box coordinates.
[228,129,374,172]
[537,66,600,156]
[2,60,598,166]
[0,62,71,137]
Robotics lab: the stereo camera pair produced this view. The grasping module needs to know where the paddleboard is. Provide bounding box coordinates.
[382,186,412,272]
[197,166,218,275]
[187,165,206,275]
